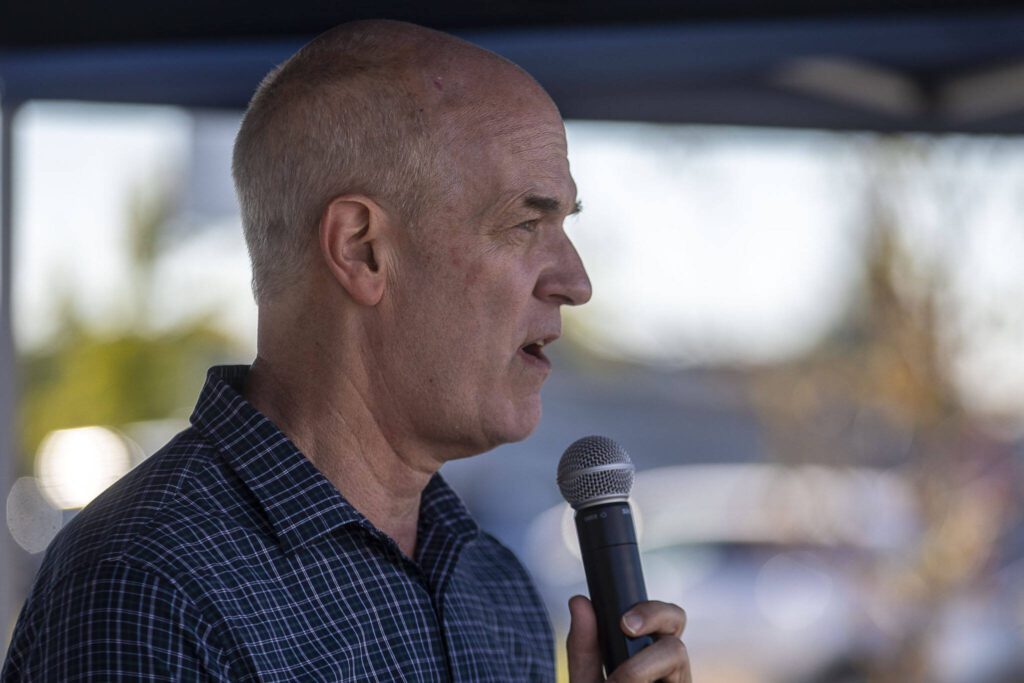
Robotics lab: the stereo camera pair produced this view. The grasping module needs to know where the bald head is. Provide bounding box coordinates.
[232,20,556,304]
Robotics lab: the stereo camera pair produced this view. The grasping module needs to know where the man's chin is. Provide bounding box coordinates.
[499,397,542,445]
[441,403,541,461]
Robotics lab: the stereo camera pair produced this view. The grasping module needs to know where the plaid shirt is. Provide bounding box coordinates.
[3,365,555,681]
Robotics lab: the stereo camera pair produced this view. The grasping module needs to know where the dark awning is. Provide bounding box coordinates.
[4,4,1024,131]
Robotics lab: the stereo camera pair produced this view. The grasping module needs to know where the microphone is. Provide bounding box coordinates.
[557,436,653,676]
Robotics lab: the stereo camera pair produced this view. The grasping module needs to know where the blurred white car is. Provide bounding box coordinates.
[524,464,1024,683]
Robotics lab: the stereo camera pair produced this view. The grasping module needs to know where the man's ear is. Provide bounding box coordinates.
[319,195,392,306]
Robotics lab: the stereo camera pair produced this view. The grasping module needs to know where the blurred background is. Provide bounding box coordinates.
[5,3,1024,682]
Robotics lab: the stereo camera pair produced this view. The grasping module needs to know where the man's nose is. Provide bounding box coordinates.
[535,233,593,306]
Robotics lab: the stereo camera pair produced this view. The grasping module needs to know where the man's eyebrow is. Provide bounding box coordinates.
[522,194,583,216]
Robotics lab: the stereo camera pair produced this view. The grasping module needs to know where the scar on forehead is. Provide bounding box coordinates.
[523,194,583,215]
[433,76,444,91]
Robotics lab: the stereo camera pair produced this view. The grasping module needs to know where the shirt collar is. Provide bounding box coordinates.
[190,365,365,553]
[420,470,480,548]
[189,365,478,554]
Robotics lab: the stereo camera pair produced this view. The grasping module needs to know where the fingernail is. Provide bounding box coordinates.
[623,613,643,634]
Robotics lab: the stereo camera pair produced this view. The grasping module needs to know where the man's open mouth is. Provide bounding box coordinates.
[520,337,554,369]
[522,341,546,360]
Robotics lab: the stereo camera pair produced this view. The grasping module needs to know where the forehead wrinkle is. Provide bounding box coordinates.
[419,57,571,226]
[506,126,567,156]
[445,123,572,212]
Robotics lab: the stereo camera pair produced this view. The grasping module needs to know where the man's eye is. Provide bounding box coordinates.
[516,220,540,233]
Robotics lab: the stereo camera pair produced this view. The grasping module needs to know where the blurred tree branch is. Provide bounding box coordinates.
[748,136,1021,683]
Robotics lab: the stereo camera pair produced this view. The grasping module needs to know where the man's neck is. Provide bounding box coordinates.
[242,355,439,558]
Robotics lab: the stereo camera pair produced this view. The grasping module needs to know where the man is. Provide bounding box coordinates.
[3,20,690,682]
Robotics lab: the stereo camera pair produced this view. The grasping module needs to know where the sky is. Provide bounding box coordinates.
[563,122,862,364]
[12,101,1024,420]
[13,102,255,347]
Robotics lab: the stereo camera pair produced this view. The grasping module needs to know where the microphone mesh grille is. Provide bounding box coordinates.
[557,436,634,509]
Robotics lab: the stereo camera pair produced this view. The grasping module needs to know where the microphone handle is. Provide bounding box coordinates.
[575,501,654,676]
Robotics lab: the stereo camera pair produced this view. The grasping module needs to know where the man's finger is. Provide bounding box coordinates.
[566,595,604,683]
[607,635,691,683]
[620,600,687,639]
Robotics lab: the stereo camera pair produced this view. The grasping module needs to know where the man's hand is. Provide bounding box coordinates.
[566,595,691,683]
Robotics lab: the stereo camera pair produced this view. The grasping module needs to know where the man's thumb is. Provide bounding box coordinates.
[567,595,604,682]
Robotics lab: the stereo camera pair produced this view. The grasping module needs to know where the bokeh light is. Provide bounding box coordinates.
[755,552,836,632]
[6,477,62,554]
[34,426,132,510]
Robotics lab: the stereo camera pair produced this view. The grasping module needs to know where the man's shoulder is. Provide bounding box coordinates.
[38,427,262,588]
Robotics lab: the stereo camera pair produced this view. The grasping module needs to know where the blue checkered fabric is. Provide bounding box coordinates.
[2,365,555,681]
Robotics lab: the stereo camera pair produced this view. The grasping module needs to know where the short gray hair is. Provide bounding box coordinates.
[232,23,440,304]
